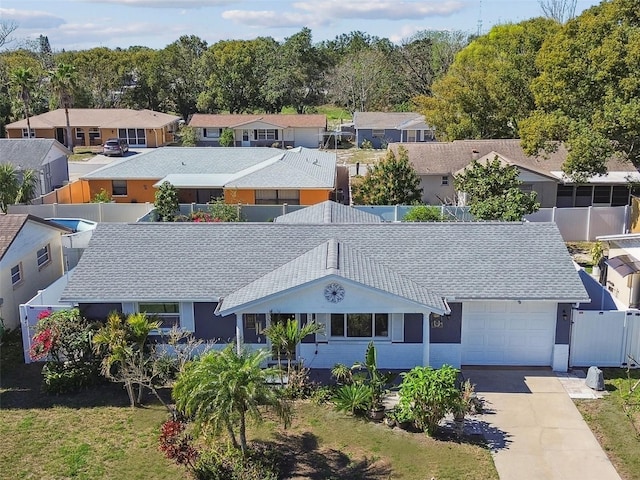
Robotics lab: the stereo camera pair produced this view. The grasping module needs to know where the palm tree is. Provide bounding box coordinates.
[11,67,36,137]
[264,317,324,383]
[0,164,38,213]
[49,63,77,149]
[173,344,291,455]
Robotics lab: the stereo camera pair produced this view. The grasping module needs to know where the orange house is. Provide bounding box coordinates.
[81,146,337,205]
[6,108,181,149]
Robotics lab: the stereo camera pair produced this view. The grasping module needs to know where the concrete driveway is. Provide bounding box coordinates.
[462,368,621,480]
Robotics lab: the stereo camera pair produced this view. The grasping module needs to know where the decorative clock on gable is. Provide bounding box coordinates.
[324,282,345,303]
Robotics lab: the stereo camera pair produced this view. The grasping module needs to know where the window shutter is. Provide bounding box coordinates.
[275,130,279,140]
[254,129,257,140]
[391,313,404,342]
[315,313,328,342]
[203,128,207,137]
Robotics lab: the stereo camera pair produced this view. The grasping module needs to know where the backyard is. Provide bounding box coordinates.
[0,331,497,480]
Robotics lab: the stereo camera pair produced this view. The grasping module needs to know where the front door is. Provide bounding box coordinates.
[242,129,250,147]
[56,128,66,145]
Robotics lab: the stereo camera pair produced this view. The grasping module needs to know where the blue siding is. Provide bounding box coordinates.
[429,303,462,343]
[404,313,423,343]
[555,303,572,345]
[194,302,236,342]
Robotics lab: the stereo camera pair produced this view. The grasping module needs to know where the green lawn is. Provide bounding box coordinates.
[0,332,497,479]
[575,368,640,480]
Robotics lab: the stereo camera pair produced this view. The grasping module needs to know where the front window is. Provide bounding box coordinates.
[331,313,389,338]
[112,180,127,196]
[204,128,222,138]
[372,129,385,138]
[75,128,85,141]
[139,302,180,329]
[441,176,449,186]
[11,263,22,286]
[36,245,50,268]
[22,128,35,138]
[255,189,300,205]
[255,129,278,140]
[89,128,101,141]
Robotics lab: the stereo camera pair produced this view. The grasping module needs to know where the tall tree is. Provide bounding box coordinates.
[521,0,640,181]
[172,345,291,455]
[10,66,36,137]
[454,156,540,221]
[355,146,423,205]
[49,63,78,149]
[539,0,578,23]
[416,18,560,140]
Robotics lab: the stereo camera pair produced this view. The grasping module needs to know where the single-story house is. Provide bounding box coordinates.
[391,140,640,208]
[188,114,327,148]
[0,138,71,196]
[5,109,181,149]
[353,112,435,149]
[0,214,70,330]
[81,146,337,205]
[60,221,588,371]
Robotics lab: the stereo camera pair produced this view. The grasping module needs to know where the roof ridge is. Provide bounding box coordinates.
[326,238,339,270]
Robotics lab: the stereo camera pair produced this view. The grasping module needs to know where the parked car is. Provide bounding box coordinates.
[102,138,129,156]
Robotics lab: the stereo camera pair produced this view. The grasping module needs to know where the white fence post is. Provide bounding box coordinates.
[586,206,592,241]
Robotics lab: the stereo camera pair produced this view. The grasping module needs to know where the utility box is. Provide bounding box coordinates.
[585,366,605,391]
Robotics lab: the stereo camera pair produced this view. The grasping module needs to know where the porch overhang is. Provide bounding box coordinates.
[605,255,640,277]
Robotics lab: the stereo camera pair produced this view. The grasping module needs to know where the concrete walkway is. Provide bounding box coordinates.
[462,368,621,480]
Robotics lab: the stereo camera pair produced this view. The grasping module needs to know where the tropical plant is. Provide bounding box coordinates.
[352,341,396,411]
[263,316,323,384]
[330,363,353,385]
[178,125,197,146]
[591,241,605,267]
[398,365,463,436]
[10,66,37,136]
[172,344,292,455]
[333,383,372,416]
[154,181,180,222]
[0,164,38,212]
[207,196,242,222]
[49,63,78,149]
[92,312,161,407]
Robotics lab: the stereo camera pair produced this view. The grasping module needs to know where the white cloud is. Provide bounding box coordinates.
[221,10,325,28]
[388,25,424,44]
[77,0,238,7]
[0,8,66,29]
[293,0,466,20]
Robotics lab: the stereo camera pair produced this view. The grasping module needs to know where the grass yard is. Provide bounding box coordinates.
[575,368,640,480]
[0,332,497,479]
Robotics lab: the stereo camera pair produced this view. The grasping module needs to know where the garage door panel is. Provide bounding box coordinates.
[461,301,556,366]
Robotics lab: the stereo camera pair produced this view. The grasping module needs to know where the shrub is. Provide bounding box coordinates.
[90,188,111,203]
[361,139,373,149]
[219,128,235,147]
[310,385,334,405]
[403,205,443,222]
[398,365,462,435]
[194,443,280,480]
[333,383,372,416]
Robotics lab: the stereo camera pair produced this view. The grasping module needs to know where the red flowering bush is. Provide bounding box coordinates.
[29,327,56,360]
[159,420,199,468]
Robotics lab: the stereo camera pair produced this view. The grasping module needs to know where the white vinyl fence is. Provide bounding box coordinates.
[570,310,640,368]
[8,202,630,242]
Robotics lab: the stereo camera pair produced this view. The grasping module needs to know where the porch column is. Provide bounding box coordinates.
[422,310,430,366]
[235,313,242,353]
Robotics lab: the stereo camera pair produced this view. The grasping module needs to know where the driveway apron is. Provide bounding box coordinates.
[462,368,621,480]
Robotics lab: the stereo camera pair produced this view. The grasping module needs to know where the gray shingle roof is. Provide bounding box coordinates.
[353,112,432,130]
[0,139,70,170]
[61,222,588,305]
[189,113,327,128]
[274,201,382,223]
[82,147,336,189]
[219,238,447,313]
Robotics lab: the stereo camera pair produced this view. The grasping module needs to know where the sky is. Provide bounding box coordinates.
[1,0,604,51]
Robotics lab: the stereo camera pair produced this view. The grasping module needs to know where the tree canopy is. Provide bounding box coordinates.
[520,0,640,181]
[454,156,540,221]
[355,146,423,205]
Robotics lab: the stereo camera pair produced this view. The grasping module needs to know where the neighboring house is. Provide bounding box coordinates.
[353,112,435,149]
[274,200,382,223]
[5,108,181,149]
[60,221,588,371]
[0,214,69,330]
[391,140,640,208]
[188,114,327,148]
[81,147,336,205]
[0,138,71,196]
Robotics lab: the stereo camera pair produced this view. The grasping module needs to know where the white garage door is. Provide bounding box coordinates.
[461,301,556,366]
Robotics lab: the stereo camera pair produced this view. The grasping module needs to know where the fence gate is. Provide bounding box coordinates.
[19,305,66,364]
[570,310,640,368]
